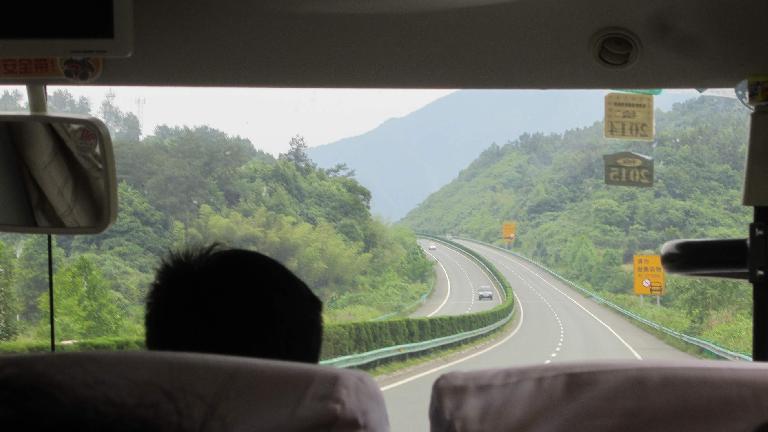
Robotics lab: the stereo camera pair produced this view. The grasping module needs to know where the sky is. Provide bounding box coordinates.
[1,85,455,155]
[0,86,737,156]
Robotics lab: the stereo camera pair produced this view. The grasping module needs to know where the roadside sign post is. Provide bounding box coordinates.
[502,221,516,249]
[634,255,665,302]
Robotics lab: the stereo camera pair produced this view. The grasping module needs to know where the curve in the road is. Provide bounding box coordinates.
[412,239,500,318]
[382,238,690,431]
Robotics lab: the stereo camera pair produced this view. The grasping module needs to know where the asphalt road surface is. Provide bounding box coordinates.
[382,239,692,431]
[411,239,501,317]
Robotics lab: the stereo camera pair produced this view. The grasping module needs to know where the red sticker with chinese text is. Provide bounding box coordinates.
[0,58,102,83]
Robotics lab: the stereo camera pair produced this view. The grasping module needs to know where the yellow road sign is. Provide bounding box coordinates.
[502,221,516,240]
[604,92,654,141]
[633,255,665,295]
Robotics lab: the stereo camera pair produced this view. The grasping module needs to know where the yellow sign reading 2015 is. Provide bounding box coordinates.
[633,255,665,295]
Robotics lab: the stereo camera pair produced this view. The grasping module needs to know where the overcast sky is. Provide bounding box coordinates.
[1,86,737,156]
[1,85,455,155]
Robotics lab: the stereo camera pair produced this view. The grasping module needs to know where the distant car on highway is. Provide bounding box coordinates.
[478,286,494,300]
[428,244,437,250]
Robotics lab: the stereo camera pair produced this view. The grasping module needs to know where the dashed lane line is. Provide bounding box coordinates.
[486,258,565,366]
[441,252,477,314]
[468,243,643,360]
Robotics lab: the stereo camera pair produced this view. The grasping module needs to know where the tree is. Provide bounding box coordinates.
[15,236,64,323]
[0,240,18,341]
[279,135,315,172]
[40,255,122,340]
[48,89,91,114]
[99,91,142,142]
[326,163,356,178]
[0,90,24,111]
[71,182,172,273]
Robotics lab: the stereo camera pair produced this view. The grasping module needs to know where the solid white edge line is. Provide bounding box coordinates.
[517,260,643,360]
[424,249,452,318]
[442,252,476,312]
[381,287,524,392]
[474,243,643,360]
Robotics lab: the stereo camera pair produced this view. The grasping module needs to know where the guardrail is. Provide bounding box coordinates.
[321,310,513,368]
[458,237,752,362]
[372,237,500,320]
[421,235,507,303]
[320,236,515,368]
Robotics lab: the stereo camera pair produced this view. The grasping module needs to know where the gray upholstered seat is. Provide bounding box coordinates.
[430,360,768,432]
[0,351,389,431]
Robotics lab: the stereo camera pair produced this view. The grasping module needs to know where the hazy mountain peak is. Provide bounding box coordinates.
[308,90,697,221]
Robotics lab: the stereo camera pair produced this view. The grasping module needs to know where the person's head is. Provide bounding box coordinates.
[145,245,323,363]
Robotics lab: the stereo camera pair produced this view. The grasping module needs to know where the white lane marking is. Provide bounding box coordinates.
[445,241,503,307]
[545,360,551,364]
[442,252,476,313]
[381,288,525,392]
[451,245,502,307]
[490,258,565,363]
[424,249,452,317]
[471,243,643,360]
[551,353,557,357]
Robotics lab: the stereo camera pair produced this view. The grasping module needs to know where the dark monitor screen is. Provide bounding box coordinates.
[0,3,114,39]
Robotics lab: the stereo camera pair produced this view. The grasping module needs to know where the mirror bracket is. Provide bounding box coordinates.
[26,84,47,114]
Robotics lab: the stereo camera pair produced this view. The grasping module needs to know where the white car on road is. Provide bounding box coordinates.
[478,286,494,301]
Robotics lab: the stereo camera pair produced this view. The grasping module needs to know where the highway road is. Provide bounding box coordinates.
[411,239,501,317]
[382,239,692,431]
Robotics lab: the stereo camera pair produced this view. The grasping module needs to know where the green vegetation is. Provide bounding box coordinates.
[403,96,754,355]
[0,234,514,366]
[364,314,515,376]
[319,234,513,360]
[0,89,433,347]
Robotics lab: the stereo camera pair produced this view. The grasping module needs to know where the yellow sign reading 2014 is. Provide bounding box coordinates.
[604,93,654,141]
[633,255,665,295]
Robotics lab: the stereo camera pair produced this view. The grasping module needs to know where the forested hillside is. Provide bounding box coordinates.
[309,90,694,221]
[403,96,754,354]
[0,89,432,345]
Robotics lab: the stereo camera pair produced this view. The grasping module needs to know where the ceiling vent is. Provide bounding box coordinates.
[592,29,640,69]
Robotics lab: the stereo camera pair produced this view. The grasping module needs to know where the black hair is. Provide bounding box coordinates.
[145,245,323,363]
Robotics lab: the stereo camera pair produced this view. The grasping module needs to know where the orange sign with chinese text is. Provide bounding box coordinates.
[633,255,665,295]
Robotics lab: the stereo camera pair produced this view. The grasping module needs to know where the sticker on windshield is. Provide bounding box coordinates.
[603,151,653,187]
[0,57,102,83]
[604,92,654,141]
[60,58,102,83]
[748,76,768,106]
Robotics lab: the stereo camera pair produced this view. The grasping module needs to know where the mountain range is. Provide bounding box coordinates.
[308,90,697,221]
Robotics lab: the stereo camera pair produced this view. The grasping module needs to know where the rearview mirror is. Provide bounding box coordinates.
[0,113,117,234]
